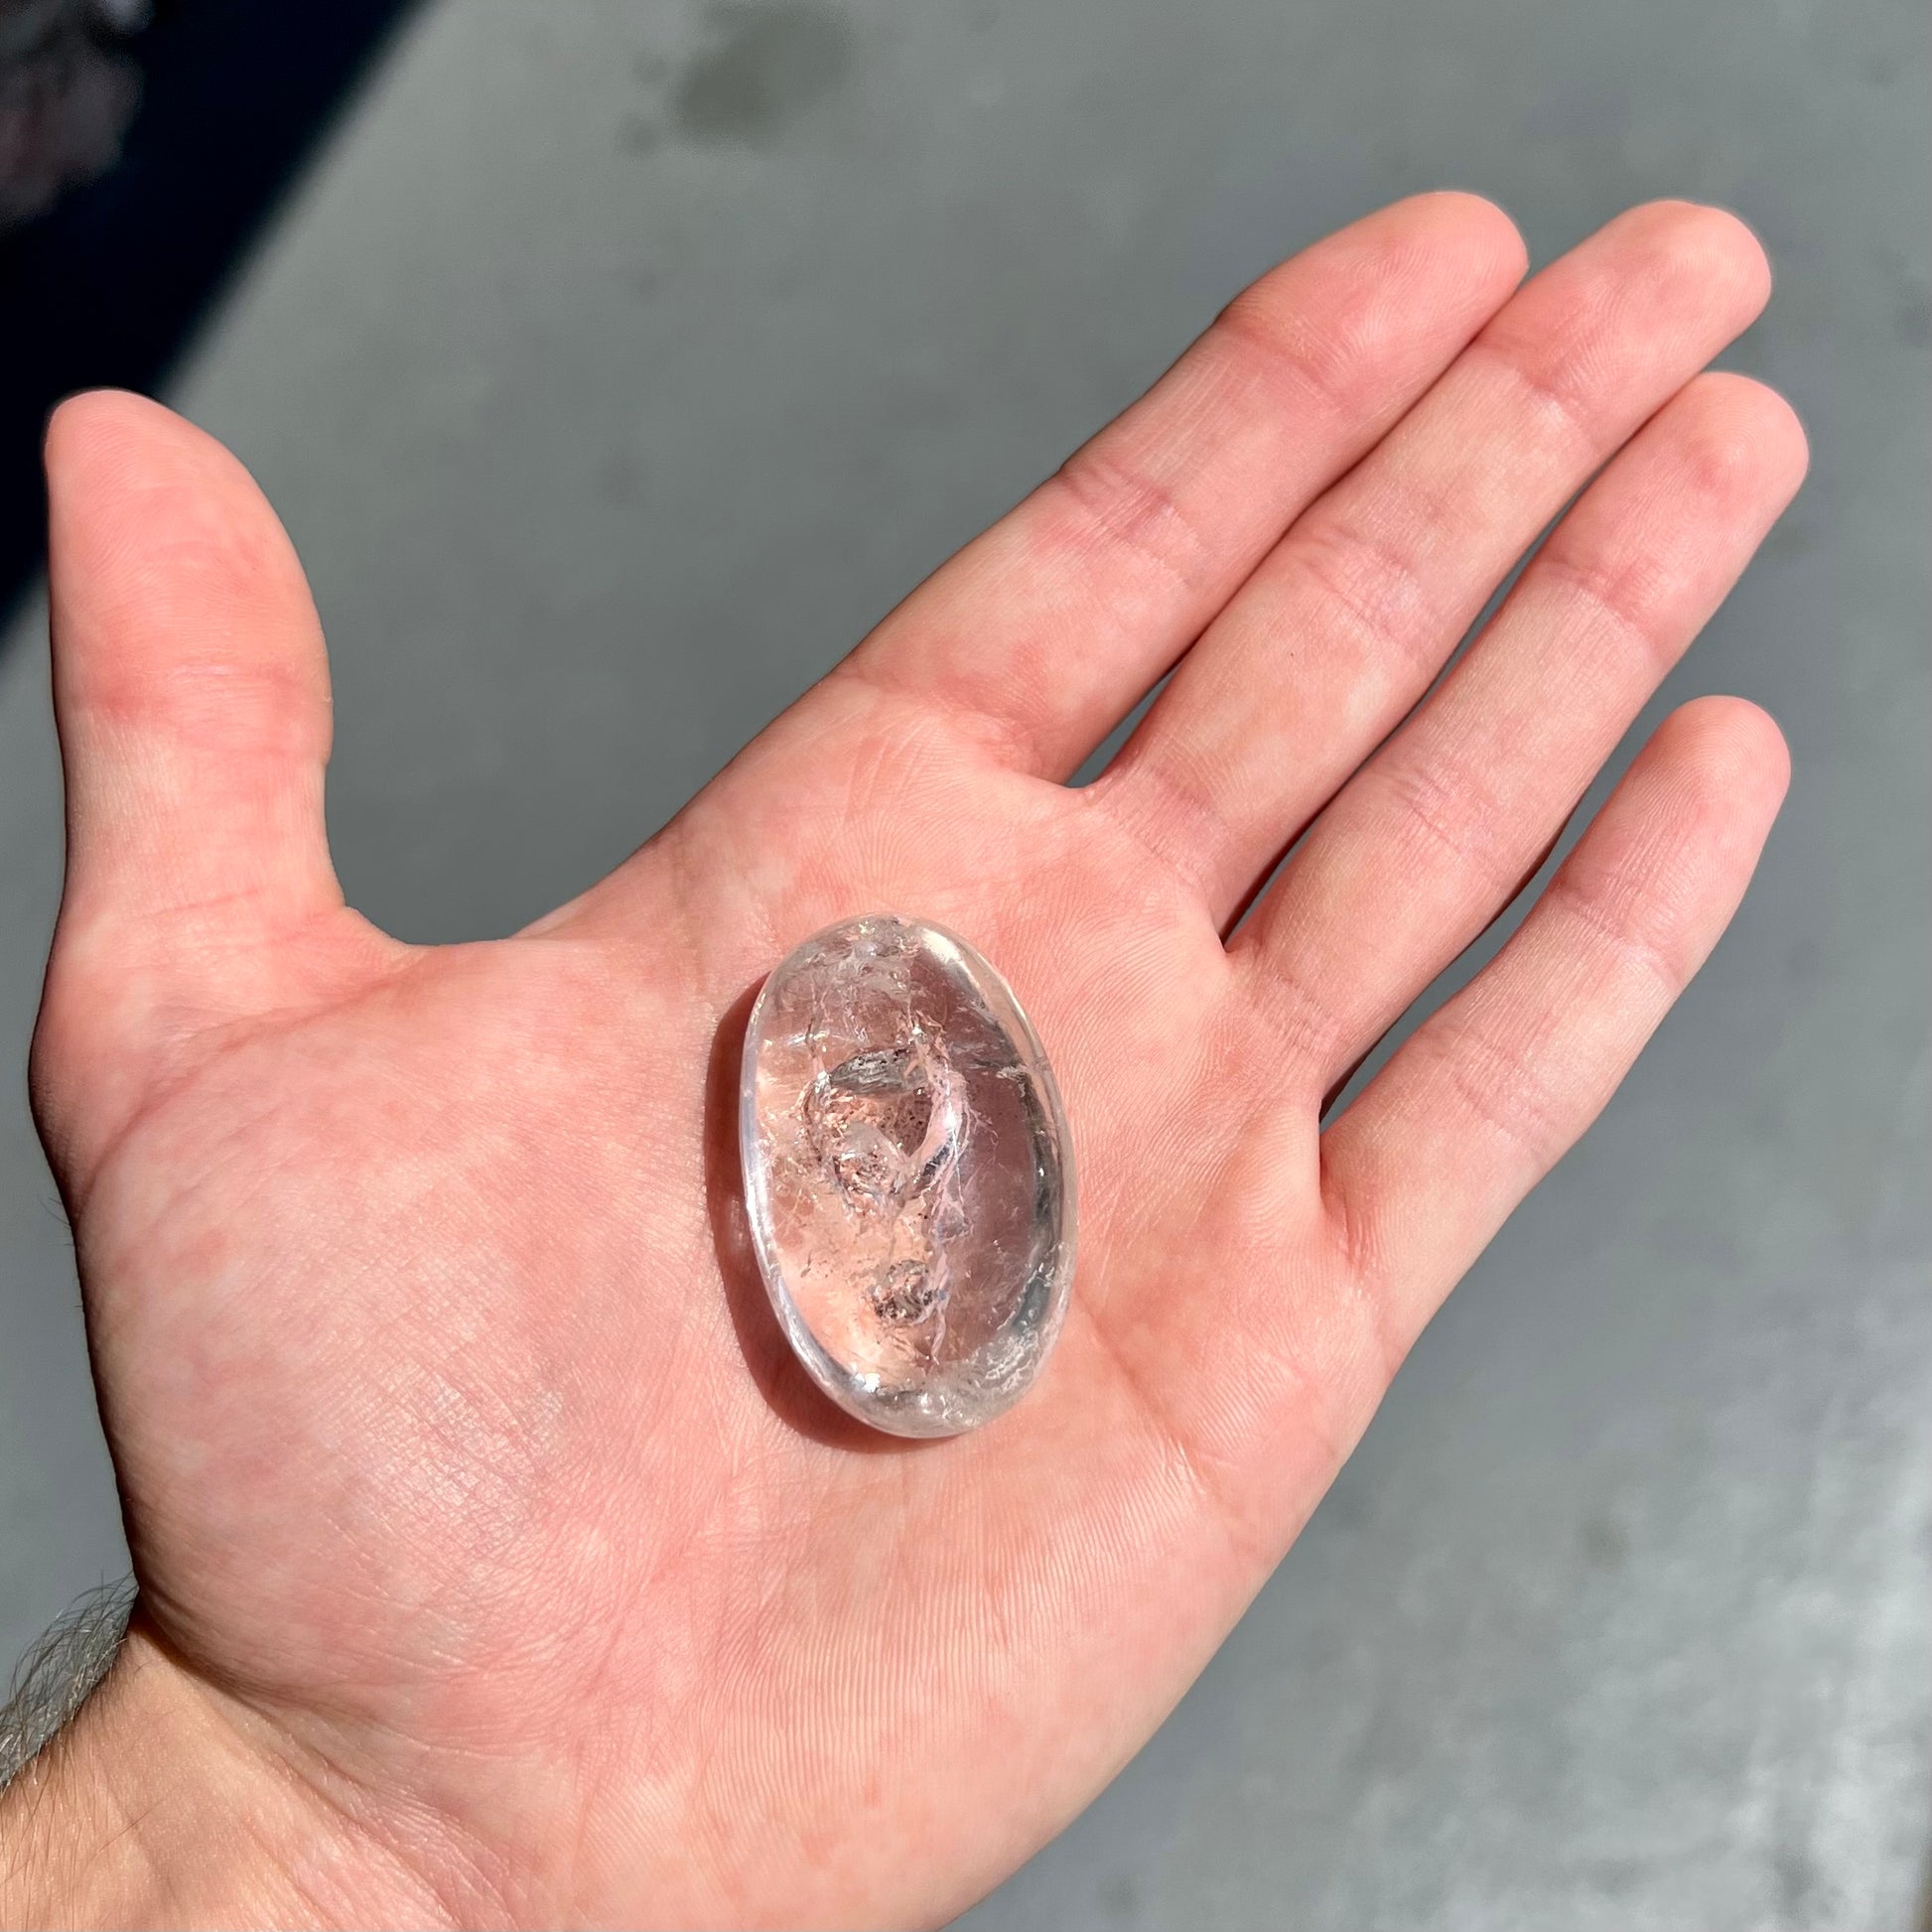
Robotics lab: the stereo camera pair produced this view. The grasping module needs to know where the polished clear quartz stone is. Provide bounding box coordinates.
[740,914,1076,1438]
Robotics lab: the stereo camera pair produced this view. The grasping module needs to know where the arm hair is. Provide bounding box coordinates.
[0,1580,135,1794]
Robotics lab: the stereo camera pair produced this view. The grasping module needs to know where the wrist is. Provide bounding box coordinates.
[0,1617,457,1929]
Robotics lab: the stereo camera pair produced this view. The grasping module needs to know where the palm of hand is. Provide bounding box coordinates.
[24,195,1802,1927]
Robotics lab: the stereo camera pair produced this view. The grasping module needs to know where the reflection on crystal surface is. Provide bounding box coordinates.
[740,915,1075,1437]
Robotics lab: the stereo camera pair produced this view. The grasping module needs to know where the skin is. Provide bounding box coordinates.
[0,193,1805,1928]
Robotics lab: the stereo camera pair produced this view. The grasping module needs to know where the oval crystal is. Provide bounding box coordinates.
[740,914,1076,1438]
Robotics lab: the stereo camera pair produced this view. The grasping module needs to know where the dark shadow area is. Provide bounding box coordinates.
[705,975,935,1454]
[0,0,423,641]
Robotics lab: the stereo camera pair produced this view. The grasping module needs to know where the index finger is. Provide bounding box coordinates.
[838,193,1527,779]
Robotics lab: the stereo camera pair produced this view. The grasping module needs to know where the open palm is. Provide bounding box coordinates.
[7,195,1802,1928]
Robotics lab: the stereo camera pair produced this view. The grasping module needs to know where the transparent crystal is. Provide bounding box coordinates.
[740,915,1076,1437]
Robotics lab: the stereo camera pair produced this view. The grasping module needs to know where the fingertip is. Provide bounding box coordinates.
[46,386,143,444]
[1663,371,1813,518]
[1660,693,1792,819]
[1383,188,1529,288]
[1624,199,1773,315]
[48,389,184,480]
[1689,370,1809,476]
[47,390,314,668]
[1695,202,1776,299]
[47,389,250,507]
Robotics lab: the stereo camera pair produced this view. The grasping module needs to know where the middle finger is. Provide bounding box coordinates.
[1087,200,1771,928]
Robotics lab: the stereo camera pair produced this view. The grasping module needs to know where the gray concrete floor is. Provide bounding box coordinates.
[2,1,1927,1924]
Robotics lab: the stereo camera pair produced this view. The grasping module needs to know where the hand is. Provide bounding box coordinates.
[1,195,1802,1928]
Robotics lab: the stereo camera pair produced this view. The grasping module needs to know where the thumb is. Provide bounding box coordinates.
[35,392,370,1170]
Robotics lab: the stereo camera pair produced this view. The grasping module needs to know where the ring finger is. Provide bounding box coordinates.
[1232,369,1807,1089]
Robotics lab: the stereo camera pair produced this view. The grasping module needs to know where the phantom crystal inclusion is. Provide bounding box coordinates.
[740,915,1076,1438]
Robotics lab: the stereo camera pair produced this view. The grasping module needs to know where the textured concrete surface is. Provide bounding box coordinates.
[1,2,1926,1924]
